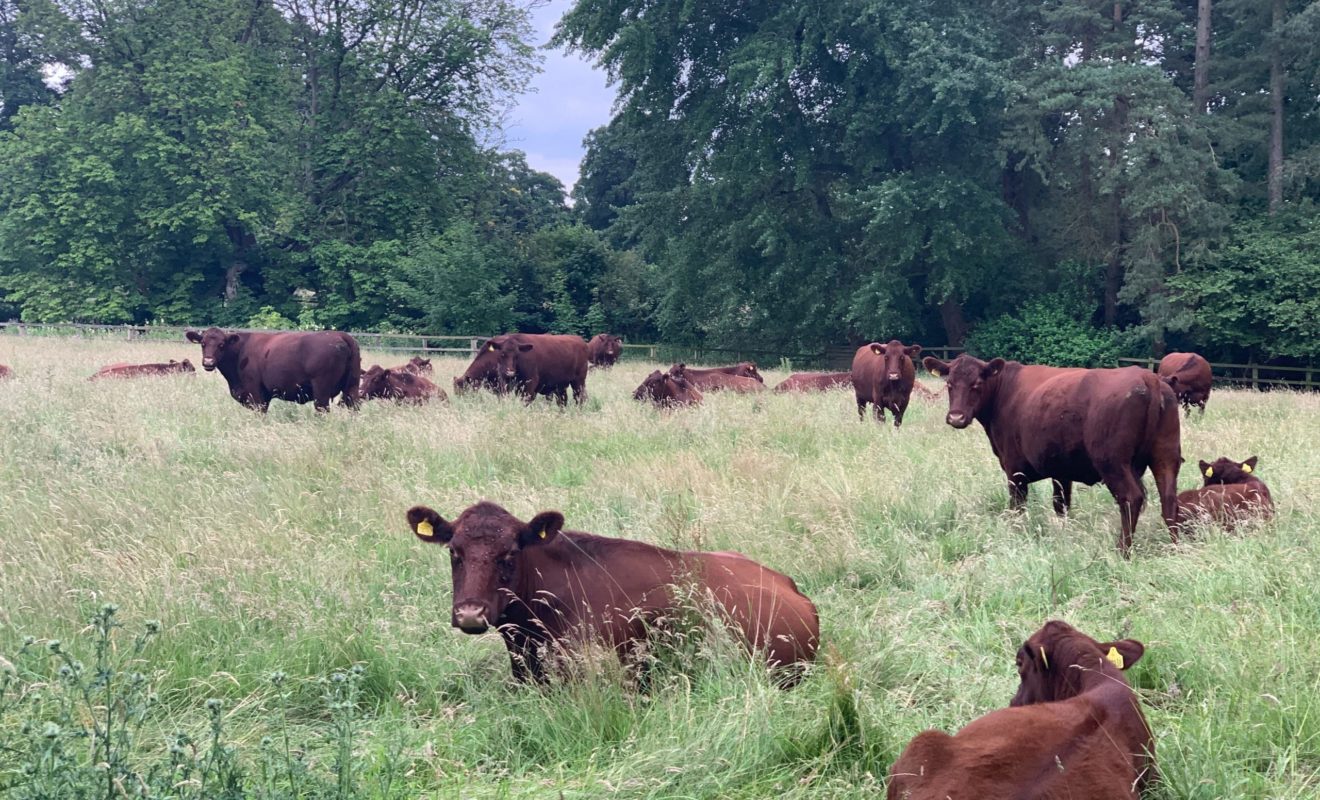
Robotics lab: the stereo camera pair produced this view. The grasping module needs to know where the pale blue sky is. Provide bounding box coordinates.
[505,0,616,192]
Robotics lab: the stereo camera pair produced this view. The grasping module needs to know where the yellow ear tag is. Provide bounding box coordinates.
[1242,463,1253,474]
[1105,646,1124,670]
[538,529,547,539]
[1039,647,1049,669]
[1204,467,1213,478]
[417,520,434,536]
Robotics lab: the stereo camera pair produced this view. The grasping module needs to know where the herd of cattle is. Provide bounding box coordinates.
[0,327,1276,797]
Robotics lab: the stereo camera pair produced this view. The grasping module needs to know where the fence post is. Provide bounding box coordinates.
[1251,363,1259,390]
[470,338,478,357]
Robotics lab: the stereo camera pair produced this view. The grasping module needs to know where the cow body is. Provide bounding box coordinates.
[888,621,1154,800]
[407,502,818,684]
[634,370,703,407]
[359,365,446,404]
[773,372,852,393]
[670,364,765,393]
[1157,352,1212,417]
[90,359,195,380]
[185,328,360,412]
[851,341,920,427]
[456,334,588,405]
[587,334,623,368]
[924,355,1181,554]
[1176,456,1274,529]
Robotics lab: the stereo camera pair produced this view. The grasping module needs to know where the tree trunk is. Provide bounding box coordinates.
[939,297,968,347]
[224,222,254,303]
[1268,0,1285,214]
[1193,0,1212,112]
[1104,94,1129,327]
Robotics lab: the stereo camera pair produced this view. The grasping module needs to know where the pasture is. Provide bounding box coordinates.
[1,335,1318,798]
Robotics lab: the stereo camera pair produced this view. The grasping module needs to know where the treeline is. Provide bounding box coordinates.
[0,0,656,340]
[2,1,1319,364]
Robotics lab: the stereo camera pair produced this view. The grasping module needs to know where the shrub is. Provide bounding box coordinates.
[965,291,1129,367]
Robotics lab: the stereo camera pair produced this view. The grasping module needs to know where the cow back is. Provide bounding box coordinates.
[774,372,851,392]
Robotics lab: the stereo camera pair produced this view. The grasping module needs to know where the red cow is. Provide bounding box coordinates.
[669,364,764,393]
[888,620,1154,800]
[924,355,1182,555]
[89,359,196,380]
[359,365,446,404]
[633,369,703,407]
[1176,455,1274,530]
[1157,352,1212,417]
[851,340,921,427]
[587,334,623,368]
[772,372,852,392]
[406,501,818,684]
[185,328,360,412]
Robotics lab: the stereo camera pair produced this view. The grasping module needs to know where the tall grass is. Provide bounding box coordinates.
[1,336,1318,797]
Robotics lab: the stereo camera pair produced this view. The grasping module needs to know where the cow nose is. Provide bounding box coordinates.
[888,372,900,381]
[201,358,215,370]
[453,603,489,634]
[947,412,967,427]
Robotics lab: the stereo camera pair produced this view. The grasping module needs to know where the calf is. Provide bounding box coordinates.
[851,340,921,427]
[407,501,818,684]
[888,620,1154,800]
[89,359,195,380]
[1157,352,1212,417]
[359,365,446,404]
[1176,455,1274,530]
[588,333,623,368]
[633,370,703,407]
[773,372,852,393]
[671,362,763,384]
[670,364,765,393]
[924,355,1181,555]
[185,328,360,412]
[397,356,432,375]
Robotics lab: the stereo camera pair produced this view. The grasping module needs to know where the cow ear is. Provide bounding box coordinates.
[906,344,922,357]
[1198,460,1212,478]
[518,343,533,352]
[870,343,882,355]
[1097,639,1143,670]
[923,357,950,376]
[521,511,564,547]
[224,333,241,347]
[984,358,1006,378]
[1164,374,1179,388]
[185,330,202,343]
[1242,456,1258,473]
[407,506,454,544]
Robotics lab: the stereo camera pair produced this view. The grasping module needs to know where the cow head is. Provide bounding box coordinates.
[923,354,1005,429]
[735,362,763,382]
[634,369,699,405]
[185,327,240,371]
[407,501,563,634]
[1198,456,1259,485]
[360,365,389,398]
[1011,620,1143,706]
[406,356,433,374]
[178,359,196,373]
[599,334,623,358]
[870,340,921,382]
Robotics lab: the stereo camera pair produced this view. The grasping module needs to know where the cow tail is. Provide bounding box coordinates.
[342,334,362,408]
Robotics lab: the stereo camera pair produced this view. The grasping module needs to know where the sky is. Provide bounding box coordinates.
[504,0,617,193]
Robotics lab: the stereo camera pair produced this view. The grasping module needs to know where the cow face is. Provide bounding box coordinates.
[185,327,241,371]
[736,362,763,382]
[1010,620,1144,707]
[924,354,1005,428]
[360,365,389,398]
[178,359,196,373]
[871,340,922,382]
[406,356,432,374]
[407,502,563,634]
[1198,456,1259,485]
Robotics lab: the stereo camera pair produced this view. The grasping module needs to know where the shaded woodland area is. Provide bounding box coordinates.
[2,0,1318,364]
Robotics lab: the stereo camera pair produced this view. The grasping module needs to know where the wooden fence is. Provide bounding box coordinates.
[3,323,1313,387]
[1118,358,1319,391]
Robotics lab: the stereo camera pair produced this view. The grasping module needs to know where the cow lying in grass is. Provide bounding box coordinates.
[888,620,1154,799]
[1176,456,1274,530]
[406,501,818,685]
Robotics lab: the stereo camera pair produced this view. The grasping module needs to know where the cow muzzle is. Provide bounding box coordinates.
[946,412,970,428]
[452,603,490,634]
[201,358,216,371]
[887,372,901,381]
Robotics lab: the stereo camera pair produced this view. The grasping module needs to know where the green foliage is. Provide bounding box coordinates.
[246,306,296,331]
[965,288,1130,367]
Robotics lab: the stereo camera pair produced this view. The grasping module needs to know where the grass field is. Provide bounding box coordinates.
[1,335,1318,799]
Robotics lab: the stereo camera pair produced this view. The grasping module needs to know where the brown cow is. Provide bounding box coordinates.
[669,364,765,393]
[670,362,763,384]
[359,365,447,404]
[633,369,703,407]
[851,340,921,427]
[0,365,14,379]
[772,372,852,392]
[455,334,589,405]
[406,501,818,684]
[888,620,1154,800]
[587,334,623,368]
[89,359,196,380]
[1176,455,1274,530]
[1157,352,1212,417]
[395,356,432,375]
[924,355,1181,555]
[185,328,360,412]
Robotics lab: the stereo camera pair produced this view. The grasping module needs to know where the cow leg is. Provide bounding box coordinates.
[501,629,546,684]
[1007,474,1029,511]
[1151,457,1182,545]
[555,387,568,408]
[521,379,539,405]
[573,380,587,406]
[892,400,907,429]
[1051,479,1073,516]
[1100,468,1146,556]
[1197,400,1206,417]
[874,403,885,424]
[856,398,867,421]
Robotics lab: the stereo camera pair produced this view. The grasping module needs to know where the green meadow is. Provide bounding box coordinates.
[1,335,1318,798]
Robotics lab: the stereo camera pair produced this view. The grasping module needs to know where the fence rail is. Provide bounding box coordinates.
[3,323,1314,387]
